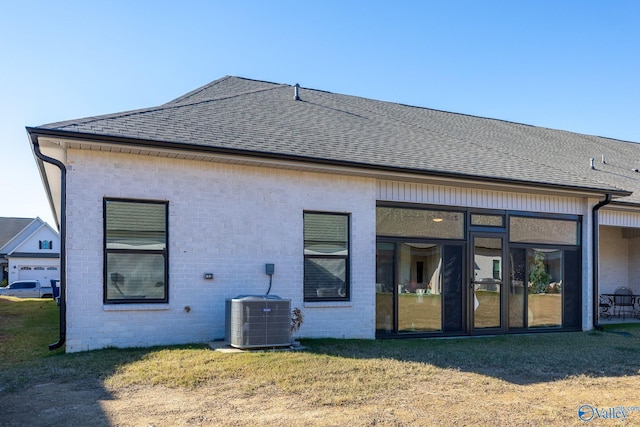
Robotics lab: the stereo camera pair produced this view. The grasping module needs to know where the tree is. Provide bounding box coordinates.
[529,250,551,294]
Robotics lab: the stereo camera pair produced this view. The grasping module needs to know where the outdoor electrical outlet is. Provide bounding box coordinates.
[265,263,275,275]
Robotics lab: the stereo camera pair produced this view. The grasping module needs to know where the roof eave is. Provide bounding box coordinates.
[27,127,632,200]
[27,129,62,230]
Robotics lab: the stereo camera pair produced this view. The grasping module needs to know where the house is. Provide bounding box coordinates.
[26,76,640,352]
[0,217,60,286]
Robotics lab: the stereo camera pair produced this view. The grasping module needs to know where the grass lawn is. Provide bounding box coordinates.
[2,296,640,426]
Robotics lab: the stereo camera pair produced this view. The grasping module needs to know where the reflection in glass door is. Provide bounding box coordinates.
[376,242,395,335]
[397,243,442,333]
[471,235,504,330]
[376,242,446,335]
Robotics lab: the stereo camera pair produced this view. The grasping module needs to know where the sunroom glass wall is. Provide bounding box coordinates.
[376,207,465,336]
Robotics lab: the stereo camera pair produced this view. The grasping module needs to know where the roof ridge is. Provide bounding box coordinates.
[45,78,287,130]
[162,75,233,105]
[163,76,291,105]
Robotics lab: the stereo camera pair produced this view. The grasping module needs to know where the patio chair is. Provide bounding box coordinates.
[599,294,613,320]
[613,287,635,320]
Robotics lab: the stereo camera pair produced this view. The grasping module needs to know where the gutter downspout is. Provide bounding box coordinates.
[31,138,66,350]
[592,193,612,332]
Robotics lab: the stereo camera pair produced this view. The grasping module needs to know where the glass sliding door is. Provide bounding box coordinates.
[509,247,573,329]
[376,206,465,336]
[508,215,581,330]
[376,240,465,336]
[397,243,443,332]
[376,243,395,335]
[471,234,504,331]
[527,248,562,328]
[508,248,526,328]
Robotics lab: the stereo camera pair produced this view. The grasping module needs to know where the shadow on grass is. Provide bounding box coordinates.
[0,343,208,426]
[0,297,171,426]
[301,324,640,385]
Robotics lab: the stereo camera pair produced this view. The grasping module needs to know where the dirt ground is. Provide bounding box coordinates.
[3,340,640,426]
[0,380,403,427]
[4,368,640,426]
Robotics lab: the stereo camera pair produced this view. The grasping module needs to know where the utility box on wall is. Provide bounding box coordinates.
[225,295,291,349]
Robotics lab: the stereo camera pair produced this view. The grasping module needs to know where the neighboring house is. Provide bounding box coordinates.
[0,217,60,285]
[26,76,640,352]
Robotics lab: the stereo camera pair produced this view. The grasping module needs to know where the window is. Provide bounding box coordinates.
[104,199,168,303]
[471,214,504,227]
[509,247,569,329]
[377,207,464,239]
[39,240,53,249]
[376,241,464,335]
[510,216,579,245]
[12,282,36,289]
[395,243,443,333]
[303,212,350,301]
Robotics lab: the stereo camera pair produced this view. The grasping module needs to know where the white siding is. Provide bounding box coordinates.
[600,209,640,228]
[377,180,585,214]
[65,150,377,352]
[15,227,59,253]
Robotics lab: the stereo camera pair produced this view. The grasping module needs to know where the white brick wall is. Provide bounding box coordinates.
[599,226,629,294]
[64,150,377,352]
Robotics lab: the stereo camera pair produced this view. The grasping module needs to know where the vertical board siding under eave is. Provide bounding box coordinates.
[376,180,583,214]
[600,209,640,228]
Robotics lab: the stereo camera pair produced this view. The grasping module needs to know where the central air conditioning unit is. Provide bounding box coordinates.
[225,295,291,349]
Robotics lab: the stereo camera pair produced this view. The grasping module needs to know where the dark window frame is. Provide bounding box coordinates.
[103,198,169,304]
[376,202,467,241]
[376,203,583,335]
[375,237,466,337]
[303,211,351,302]
[508,211,581,245]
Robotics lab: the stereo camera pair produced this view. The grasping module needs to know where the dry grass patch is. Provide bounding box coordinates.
[2,297,640,425]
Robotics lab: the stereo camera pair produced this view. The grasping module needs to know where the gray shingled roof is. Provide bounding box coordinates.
[35,76,640,201]
[0,218,33,251]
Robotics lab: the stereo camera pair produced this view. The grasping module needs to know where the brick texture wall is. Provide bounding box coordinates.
[64,150,377,352]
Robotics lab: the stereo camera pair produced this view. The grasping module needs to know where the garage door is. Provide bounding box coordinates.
[18,266,59,284]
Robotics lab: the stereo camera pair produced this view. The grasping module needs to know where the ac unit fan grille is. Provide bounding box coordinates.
[225,296,291,349]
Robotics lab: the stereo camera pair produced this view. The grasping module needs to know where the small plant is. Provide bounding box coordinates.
[290,307,304,333]
[529,250,551,294]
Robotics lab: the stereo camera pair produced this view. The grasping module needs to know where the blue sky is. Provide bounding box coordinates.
[2,1,639,227]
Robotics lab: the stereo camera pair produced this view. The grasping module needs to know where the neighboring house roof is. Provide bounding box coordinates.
[9,253,59,258]
[29,76,640,202]
[0,218,33,249]
[0,217,60,260]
